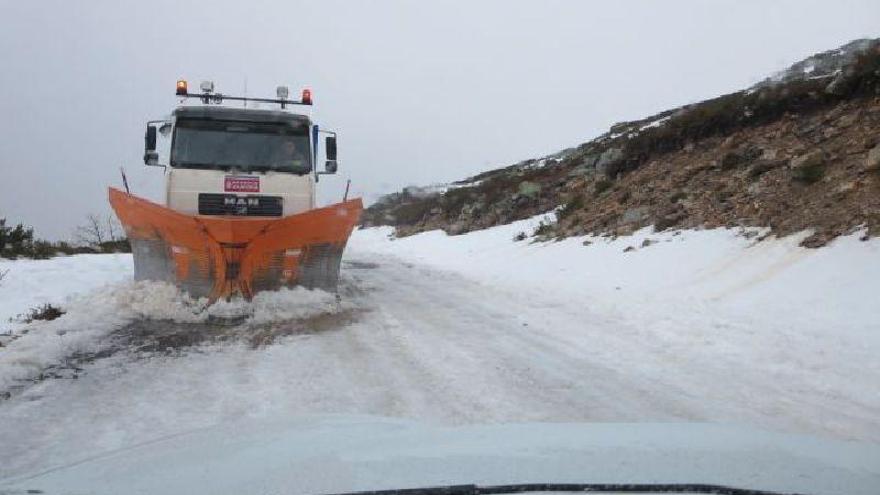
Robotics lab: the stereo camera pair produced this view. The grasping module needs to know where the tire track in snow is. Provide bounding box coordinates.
[350,251,879,440]
[353,255,699,423]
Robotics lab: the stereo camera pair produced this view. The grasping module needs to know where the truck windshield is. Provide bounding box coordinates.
[170,118,311,174]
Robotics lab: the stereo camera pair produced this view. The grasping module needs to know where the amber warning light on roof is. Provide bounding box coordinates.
[172,79,312,107]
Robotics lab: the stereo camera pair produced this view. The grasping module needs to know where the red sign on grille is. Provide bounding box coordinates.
[224,176,260,193]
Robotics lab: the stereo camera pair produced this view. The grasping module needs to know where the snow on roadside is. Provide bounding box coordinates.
[348,217,880,442]
[350,215,880,329]
[0,254,340,393]
[349,215,880,393]
[0,254,132,329]
[1,281,190,391]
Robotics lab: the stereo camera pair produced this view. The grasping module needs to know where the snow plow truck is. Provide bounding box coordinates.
[110,80,362,302]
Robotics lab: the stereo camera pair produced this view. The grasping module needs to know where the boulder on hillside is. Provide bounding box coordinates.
[517,181,541,197]
[595,147,624,177]
[790,149,827,183]
[864,144,880,173]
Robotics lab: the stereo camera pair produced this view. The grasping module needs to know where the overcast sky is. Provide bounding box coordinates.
[1,0,878,239]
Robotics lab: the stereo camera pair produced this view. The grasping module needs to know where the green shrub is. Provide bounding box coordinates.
[31,240,55,260]
[389,200,438,226]
[532,221,554,237]
[558,195,585,219]
[593,179,613,196]
[99,239,132,253]
[0,217,122,259]
[669,191,688,203]
[792,163,826,183]
[0,221,34,258]
[748,160,780,178]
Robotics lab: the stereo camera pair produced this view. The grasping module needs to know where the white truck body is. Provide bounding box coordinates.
[165,168,315,217]
[156,102,319,218]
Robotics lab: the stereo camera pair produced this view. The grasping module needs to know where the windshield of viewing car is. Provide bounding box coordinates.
[170,118,311,173]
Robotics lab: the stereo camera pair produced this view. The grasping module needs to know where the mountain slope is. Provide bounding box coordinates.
[363,38,880,247]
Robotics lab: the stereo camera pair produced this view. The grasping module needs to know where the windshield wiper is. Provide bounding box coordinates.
[318,483,807,495]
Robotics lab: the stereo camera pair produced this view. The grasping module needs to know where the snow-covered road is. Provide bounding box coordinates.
[1,221,879,479]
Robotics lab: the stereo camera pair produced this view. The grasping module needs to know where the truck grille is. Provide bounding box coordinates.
[198,194,283,217]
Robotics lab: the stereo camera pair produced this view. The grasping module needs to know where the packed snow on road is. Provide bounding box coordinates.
[1,217,879,489]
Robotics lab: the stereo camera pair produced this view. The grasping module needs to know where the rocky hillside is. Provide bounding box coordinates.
[363,39,880,247]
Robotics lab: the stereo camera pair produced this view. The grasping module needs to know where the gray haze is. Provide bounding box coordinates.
[1,0,877,239]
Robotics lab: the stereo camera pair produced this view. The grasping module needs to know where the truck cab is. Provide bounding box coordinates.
[143,80,338,219]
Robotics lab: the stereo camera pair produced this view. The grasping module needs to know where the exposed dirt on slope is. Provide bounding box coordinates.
[552,97,880,247]
[363,41,880,247]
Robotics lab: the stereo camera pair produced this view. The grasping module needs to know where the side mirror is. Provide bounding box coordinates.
[324,160,338,174]
[325,136,337,161]
[144,150,159,166]
[144,125,158,165]
[145,125,157,151]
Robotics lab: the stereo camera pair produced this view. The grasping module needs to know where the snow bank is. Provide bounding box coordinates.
[350,216,880,331]
[0,254,340,392]
[0,280,189,391]
[0,254,132,329]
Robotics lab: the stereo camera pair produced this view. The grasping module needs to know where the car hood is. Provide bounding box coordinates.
[2,416,878,495]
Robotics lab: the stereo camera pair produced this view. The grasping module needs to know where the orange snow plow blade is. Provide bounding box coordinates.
[109,188,362,301]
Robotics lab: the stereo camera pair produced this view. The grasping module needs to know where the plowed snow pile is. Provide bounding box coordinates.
[0,256,340,391]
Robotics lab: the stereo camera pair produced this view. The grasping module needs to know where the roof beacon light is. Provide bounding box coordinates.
[276,86,290,99]
[200,80,215,93]
[176,79,188,96]
[301,88,312,105]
